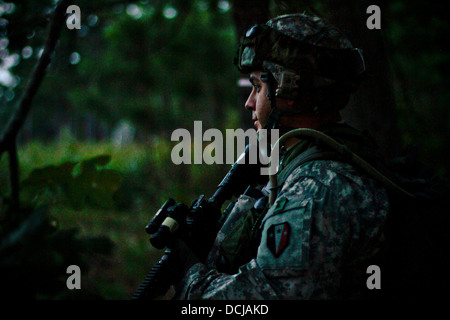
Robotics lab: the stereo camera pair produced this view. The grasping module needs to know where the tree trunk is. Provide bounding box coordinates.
[231,0,271,41]
[321,0,401,158]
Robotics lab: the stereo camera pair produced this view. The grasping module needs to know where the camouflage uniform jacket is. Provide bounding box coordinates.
[175,129,390,300]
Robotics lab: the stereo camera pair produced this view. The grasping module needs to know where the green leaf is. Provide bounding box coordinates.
[65,156,122,210]
[22,162,78,188]
[81,155,111,171]
[66,175,87,211]
[20,155,122,211]
[21,162,78,204]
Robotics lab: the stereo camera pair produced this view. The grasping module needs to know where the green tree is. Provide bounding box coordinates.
[70,0,238,136]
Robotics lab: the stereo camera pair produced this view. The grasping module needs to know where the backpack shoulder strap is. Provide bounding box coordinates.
[274,146,341,194]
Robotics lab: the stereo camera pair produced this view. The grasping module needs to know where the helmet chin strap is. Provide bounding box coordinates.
[261,70,298,133]
[261,70,280,131]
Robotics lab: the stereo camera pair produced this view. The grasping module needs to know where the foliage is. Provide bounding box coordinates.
[21,154,123,210]
[384,0,450,177]
[1,0,240,140]
[1,0,238,298]
[0,0,448,300]
[0,130,229,299]
[0,175,116,299]
[0,205,113,299]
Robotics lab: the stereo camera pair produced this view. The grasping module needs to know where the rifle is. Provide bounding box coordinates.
[131,143,266,300]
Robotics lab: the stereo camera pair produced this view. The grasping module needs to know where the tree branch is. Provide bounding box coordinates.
[8,143,19,213]
[0,0,69,154]
[0,0,69,223]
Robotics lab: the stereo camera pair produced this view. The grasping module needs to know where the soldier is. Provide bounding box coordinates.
[171,13,390,300]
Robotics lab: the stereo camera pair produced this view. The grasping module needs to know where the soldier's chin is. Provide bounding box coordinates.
[255,122,263,132]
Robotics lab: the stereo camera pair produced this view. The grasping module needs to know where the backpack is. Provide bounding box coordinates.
[273,127,450,300]
[381,146,450,300]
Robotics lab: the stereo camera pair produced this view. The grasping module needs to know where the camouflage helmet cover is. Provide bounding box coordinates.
[235,13,365,101]
[266,14,352,89]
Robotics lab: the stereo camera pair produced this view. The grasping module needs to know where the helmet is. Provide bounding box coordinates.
[234,13,365,113]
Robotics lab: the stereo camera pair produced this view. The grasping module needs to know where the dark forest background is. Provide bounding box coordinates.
[0,0,448,299]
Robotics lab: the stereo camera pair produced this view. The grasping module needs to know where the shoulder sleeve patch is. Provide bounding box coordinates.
[267,222,291,258]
